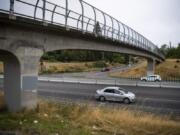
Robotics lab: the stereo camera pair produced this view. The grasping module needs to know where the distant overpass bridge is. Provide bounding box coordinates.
[0,0,164,111]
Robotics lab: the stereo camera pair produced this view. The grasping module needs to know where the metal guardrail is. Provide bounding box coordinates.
[39,77,180,88]
[0,0,164,60]
[0,75,179,87]
[114,76,180,83]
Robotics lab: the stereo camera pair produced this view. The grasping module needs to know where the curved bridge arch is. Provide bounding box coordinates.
[0,0,164,60]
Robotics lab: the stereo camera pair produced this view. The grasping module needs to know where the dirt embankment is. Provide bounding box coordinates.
[110,59,180,79]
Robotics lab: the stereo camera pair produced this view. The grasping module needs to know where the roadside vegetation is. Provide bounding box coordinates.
[0,91,180,135]
[156,59,180,79]
[0,50,131,74]
[1,44,179,76]
[39,50,131,74]
[110,59,180,79]
[39,61,123,74]
[160,43,180,59]
[41,50,130,64]
[0,61,124,74]
[110,61,147,78]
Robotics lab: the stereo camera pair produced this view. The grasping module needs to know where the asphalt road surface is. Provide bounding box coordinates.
[0,78,180,117]
[38,81,180,117]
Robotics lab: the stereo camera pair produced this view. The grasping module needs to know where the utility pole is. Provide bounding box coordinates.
[128,55,131,67]
[169,41,172,48]
[102,52,105,60]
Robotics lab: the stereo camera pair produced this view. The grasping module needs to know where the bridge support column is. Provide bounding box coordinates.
[147,58,155,76]
[2,47,43,112]
[18,53,42,112]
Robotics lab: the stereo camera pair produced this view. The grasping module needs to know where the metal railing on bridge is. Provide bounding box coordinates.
[0,0,164,59]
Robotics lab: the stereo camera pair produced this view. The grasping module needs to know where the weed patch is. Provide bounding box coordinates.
[0,94,180,135]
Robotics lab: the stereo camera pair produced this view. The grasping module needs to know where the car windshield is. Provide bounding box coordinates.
[118,88,128,94]
[123,90,128,94]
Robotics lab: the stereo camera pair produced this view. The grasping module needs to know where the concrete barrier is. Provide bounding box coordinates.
[1,76,180,88]
[38,77,180,88]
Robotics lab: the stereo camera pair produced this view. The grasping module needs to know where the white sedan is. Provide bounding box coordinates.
[141,75,161,82]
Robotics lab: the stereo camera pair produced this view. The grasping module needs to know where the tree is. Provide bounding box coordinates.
[160,44,169,56]
[165,43,180,58]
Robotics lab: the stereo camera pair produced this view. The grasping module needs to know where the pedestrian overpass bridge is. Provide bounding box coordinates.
[0,0,164,111]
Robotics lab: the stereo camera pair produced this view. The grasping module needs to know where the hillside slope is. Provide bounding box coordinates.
[110,59,180,79]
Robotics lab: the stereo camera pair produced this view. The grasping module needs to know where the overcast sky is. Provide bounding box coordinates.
[1,0,179,47]
[85,0,180,47]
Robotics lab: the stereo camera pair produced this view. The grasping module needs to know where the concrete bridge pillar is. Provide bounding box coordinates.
[147,58,155,76]
[1,47,43,112]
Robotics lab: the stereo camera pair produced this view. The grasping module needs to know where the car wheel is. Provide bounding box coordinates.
[123,98,130,104]
[155,80,160,82]
[99,96,106,102]
[142,79,146,82]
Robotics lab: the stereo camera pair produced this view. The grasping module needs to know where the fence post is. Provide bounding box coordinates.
[9,0,16,19]
[160,80,161,88]
[10,0,14,13]
[42,0,47,26]
[79,0,84,32]
[65,0,68,29]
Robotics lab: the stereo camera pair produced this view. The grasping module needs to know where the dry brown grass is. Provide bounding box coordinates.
[0,91,5,110]
[72,106,180,135]
[0,61,123,74]
[0,95,180,135]
[110,61,147,78]
[40,61,98,74]
[40,61,123,74]
[37,100,180,135]
[156,59,180,79]
[110,59,180,79]
[1,61,97,74]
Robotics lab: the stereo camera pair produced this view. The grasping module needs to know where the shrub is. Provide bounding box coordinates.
[174,65,178,69]
[176,59,180,63]
[85,63,93,68]
[167,70,177,78]
[64,67,84,73]
[41,66,58,74]
[41,69,54,74]
[93,61,107,68]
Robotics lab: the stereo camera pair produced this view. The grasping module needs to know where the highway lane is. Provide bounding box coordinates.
[0,80,180,116]
[37,81,180,116]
